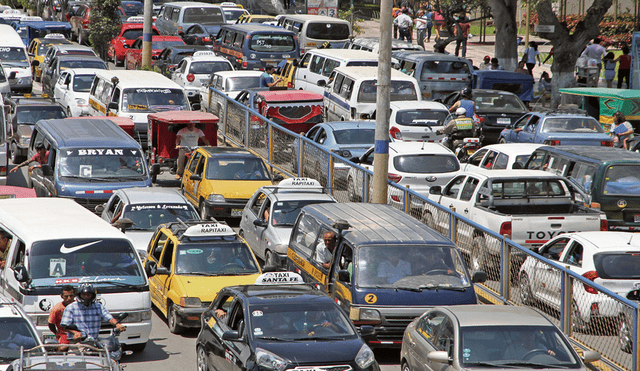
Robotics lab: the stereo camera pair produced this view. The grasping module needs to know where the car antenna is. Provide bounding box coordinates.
[628,234,634,245]
[421,140,426,151]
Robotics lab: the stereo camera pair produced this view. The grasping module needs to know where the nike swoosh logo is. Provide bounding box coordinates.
[60,240,102,254]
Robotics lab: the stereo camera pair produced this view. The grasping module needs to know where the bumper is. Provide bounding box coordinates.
[173,305,206,328]
[203,199,248,218]
[359,324,406,348]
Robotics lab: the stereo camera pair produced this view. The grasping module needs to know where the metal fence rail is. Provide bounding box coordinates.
[208,86,639,371]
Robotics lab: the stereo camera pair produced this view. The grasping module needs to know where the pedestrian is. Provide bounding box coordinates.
[394,8,413,42]
[392,4,402,39]
[581,38,606,84]
[414,10,427,49]
[614,45,631,89]
[260,65,282,88]
[424,6,433,43]
[603,52,616,88]
[479,55,491,70]
[515,61,528,74]
[524,41,541,76]
[432,10,443,41]
[454,12,470,58]
[489,57,504,70]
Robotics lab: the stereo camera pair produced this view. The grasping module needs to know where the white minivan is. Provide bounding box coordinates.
[294,49,380,95]
[0,24,32,94]
[324,66,421,121]
[0,198,156,350]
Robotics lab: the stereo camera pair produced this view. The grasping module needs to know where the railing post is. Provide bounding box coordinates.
[634,306,639,371]
[561,266,573,335]
[363,171,370,203]
[268,123,273,165]
[500,235,510,300]
[328,155,334,196]
[223,97,229,140]
[449,208,456,241]
[403,185,410,213]
[244,109,249,148]
[298,140,303,177]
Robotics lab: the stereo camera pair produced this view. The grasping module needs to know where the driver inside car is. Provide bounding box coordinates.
[503,330,556,360]
[206,247,246,272]
[377,249,412,284]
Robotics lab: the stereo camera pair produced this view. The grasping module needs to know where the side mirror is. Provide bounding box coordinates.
[360,325,375,336]
[292,59,299,67]
[221,330,241,341]
[155,266,170,275]
[530,246,539,254]
[253,219,266,227]
[13,265,30,283]
[94,204,105,213]
[108,102,118,110]
[627,289,640,301]
[145,260,157,277]
[112,217,135,231]
[273,174,284,182]
[151,55,158,60]
[512,162,523,169]
[337,269,350,283]
[41,164,53,176]
[8,71,16,80]
[360,113,371,120]
[427,351,450,364]
[472,271,487,283]
[429,186,442,195]
[582,351,601,364]
[190,174,202,181]
[191,103,201,111]
[317,79,326,87]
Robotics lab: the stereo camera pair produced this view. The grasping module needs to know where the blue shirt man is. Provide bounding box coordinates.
[260,65,281,88]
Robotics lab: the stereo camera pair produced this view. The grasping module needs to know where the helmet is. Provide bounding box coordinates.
[461,87,472,99]
[77,283,97,307]
[456,107,467,116]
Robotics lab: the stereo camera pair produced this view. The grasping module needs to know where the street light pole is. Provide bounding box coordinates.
[141,0,153,69]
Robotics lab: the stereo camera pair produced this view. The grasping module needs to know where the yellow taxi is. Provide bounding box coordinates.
[181,147,281,220]
[274,59,296,88]
[235,14,276,24]
[27,34,71,82]
[144,221,262,333]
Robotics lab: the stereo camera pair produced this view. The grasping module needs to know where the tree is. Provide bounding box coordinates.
[486,0,518,71]
[536,0,613,108]
[88,0,122,61]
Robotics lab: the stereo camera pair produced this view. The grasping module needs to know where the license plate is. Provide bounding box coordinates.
[43,334,56,341]
[497,118,511,124]
[635,214,640,223]
[231,209,243,217]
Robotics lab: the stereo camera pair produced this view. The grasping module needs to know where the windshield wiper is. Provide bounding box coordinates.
[499,362,569,369]
[82,280,139,288]
[188,272,220,276]
[394,286,422,292]
[306,336,347,341]
[257,336,287,341]
[275,223,295,227]
[418,285,467,292]
[59,175,100,181]
[466,362,518,368]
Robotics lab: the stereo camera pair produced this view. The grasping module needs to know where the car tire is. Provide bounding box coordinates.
[498,137,507,144]
[67,107,72,117]
[199,201,210,221]
[571,301,589,333]
[10,142,22,164]
[168,304,184,334]
[265,250,277,268]
[421,210,436,229]
[347,177,358,202]
[519,272,534,305]
[127,342,147,352]
[619,315,633,353]
[197,345,209,371]
[402,362,411,371]
[471,236,489,277]
[116,57,124,67]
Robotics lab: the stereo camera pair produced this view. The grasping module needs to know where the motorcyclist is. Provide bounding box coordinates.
[438,107,477,150]
[448,87,476,118]
[60,283,126,343]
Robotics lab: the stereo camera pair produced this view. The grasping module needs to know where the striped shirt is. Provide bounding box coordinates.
[61,301,113,339]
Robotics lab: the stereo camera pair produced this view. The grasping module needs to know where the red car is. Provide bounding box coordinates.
[108,22,160,67]
[257,90,324,134]
[124,36,185,70]
[70,5,127,45]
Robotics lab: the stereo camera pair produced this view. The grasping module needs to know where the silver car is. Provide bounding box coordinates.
[401,305,600,371]
[239,177,336,268]
[0,294,42,369]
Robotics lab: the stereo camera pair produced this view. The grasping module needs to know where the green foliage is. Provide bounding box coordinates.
[338,6,364,35]
[88,0,122,60]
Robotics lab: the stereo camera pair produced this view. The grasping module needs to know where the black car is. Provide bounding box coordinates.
[152,45,210,76]
[443,89,528,145]
[121,0,143,16]
[196,273,379,371]
[181,23,222,46]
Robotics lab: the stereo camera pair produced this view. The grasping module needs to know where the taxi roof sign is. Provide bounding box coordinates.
[44,33,66,39]
[255,272,304,285]
[126,16,144,23]
[184,223,235,237]
[274,178,323,193]
[193,51,216,57]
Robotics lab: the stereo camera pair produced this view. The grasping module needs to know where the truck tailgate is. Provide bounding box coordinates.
[512,214,604,249]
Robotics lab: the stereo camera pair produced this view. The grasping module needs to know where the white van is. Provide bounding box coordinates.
[277,14,351,54]
[294,49,380,95]
[88,70,190,147]
[0,198,156,350]
[0,24,32,94]
[324,66,421,121]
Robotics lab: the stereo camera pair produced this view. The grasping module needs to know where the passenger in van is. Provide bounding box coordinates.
[0,230,11,270]
[10,142,49,173]
[314,231,336,270]
[378,249,411,284]
[260,65,282,88]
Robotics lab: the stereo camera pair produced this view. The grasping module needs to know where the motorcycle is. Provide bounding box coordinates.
[66,312,128,362]
[442,129,483,162]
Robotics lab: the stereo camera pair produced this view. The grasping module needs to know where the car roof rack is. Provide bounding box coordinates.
[14,344,115,371]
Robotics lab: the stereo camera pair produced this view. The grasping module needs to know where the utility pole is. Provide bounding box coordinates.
[141,0,153,68]
[372,0,392,204]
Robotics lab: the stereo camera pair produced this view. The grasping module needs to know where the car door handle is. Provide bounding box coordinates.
[408,339,415,347]
[449,204,454,208]
[464,208,469,213]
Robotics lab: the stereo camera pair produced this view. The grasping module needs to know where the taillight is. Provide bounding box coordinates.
[0,165,6,176]
[242,61,247,68]
[478,116,485,123]
[602,141,613,147]
[582,271,599,294]
[391,195,401,202]
[388,173,402,183]
[186,73,195,82]
[250,115,259,122]
[287,82,293,88]
[82,19,89,28]
[600,218,608,231]
[499,221,512,237]
[545,139,561,145]
[202,36,210,43]
[389,126,402,140]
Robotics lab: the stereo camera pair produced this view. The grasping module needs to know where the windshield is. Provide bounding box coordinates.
[175,242,259,275]
[123,203,198,231]
[394,154,460,173]
[57,148,148,178]
[249,34,295,53]
[306,22,349,40]
[250,301,356,340]
[189,61,232,75]
[473,92,526,112]
[225,76,260,91]
[358,80,417,103]
[29,238,144,284]
[16,106,66,125]
[123,88,188,112]
[223,9,245,21]
[0,318,40,362]
[460,325,579,367]
[59,59,106,70]
[152,40,187,49]
[333,128,375,144]
[73,74,95,92]
[356,245,471,289]
[0,46,29,66]
[206,157,270,180]
[602,165,640,196]
[270,200,333,227]
[183,7,224,24]
[542,118,604,133]
[395,109,448,126]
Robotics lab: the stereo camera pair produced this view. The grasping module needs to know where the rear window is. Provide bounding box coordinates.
[183,7,224,24]
[602,164,640,196]
[249,34,295,52]
[593,252,640,279]
[189,61,232,74]
[333,129,375,144]
[542,118,604,133]
[225,76,260,91]
[60,59,106,70]
[122,28,159,40]
[420,60,470,78]
[358,80,417,103]
[395,109,448,126]
[490,180,566,198]
[306,22,349,40]
[152,40,186,49]
[394,154,460,173]
[473,92,527,113]
[345,61,378,67]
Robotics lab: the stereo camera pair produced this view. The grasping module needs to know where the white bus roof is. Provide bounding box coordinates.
[94,70,186,90]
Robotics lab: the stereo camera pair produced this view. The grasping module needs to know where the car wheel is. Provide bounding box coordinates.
[127,342,147,352]
[498,137,507,144]
[619,315,633,353]
[197,345,209,371]
[471,236,489,277]
[422,210,436,229]
[66,107,72,117]
[519,272,534,305]
[265,250,277,267]
[168,304,184,334]
[199,201,210,221]
[571,301,589,333]
[116,57,124,67]
[347,177,358,202]
[402,362,411,371]
[10,142,22,164]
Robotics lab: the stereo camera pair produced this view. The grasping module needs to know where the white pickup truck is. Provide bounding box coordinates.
[423,169,608,274]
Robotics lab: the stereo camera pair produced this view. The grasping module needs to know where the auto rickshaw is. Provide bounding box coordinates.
[147,111,219,182]
[559,88,640,132]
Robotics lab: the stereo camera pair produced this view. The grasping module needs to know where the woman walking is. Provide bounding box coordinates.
[524,41,541,76]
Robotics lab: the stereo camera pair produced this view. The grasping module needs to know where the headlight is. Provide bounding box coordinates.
[141,309,152,320]
[121,312,142,323]
[256,347,288,371]
[20,135,30,145]
[355,344,375,369]
[274,244,288,254]
[76,98,87,105]
[180,297,202,307]
[360,309,380,321]
[207,194,225,203]
[28,314,50,326]
[17,76,31,84]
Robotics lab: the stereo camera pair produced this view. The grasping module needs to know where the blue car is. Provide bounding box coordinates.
[499,112,614,147]
[293,121,376,185]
